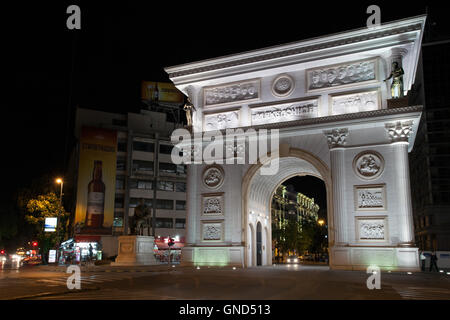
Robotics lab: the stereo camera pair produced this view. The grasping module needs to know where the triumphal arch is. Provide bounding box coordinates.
[165,16,426,271]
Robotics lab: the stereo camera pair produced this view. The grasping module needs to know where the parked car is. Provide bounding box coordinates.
[286,255,299,264]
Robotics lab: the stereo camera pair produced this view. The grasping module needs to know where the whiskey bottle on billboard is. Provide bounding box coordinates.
[85,160,105,228]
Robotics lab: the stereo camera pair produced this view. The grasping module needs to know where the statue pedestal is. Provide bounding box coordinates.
[387,96,409,109]
[112,235,158,266]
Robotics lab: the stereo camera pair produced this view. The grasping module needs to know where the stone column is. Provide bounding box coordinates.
[185,164,198,245]
[386,121,415,246]
[324,128,349,246]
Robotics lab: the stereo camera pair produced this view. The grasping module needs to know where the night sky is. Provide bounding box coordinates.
[3,1,449,204]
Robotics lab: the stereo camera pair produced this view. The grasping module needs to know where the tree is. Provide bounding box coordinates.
[25,192,69,264]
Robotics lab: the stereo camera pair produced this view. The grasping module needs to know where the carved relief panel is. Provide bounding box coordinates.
[203,79,260,107]
[202,193,224,216]
[354,184,386,211]
[203,109,240,131]
[330,90,380,115]
[356,216,388,242]
[201,221,224,242]
[306,59,378,92]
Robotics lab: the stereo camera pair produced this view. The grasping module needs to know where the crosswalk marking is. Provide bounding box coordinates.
[35,272,156,287]
[394,286,450,300]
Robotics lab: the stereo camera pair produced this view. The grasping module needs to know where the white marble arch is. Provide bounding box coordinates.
[243,148,332,267]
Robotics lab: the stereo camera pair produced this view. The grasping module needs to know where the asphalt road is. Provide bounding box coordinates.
[1,264,449,300]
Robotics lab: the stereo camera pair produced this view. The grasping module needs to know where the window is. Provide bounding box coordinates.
[138,180,153,190]
[133,141,154,153]
[112,119,127,127]
[133,160,154,172]
[156,199,173,210]
[129,198,153,208]
[175,182,186,192]
[118,141,127,152]
[155,218,173,229]
[175,218,186,229]
[157,181,174,191]
[113,212,124,227]
[117,158,126,171]
[129,179,138,189]
[114,194,124,208]
[160,144,173,154]
[159,162,177,174]
[176,200,186,210]
[177,164,187,174]
[116,176,125,190]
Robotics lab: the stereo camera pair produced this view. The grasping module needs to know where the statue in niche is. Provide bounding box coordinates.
[384,61,405,98]
[183,98,196,127]
[129,198,151,235]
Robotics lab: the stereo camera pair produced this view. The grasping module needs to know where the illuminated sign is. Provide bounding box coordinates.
[44,217,57,232]
[48,250,57,263]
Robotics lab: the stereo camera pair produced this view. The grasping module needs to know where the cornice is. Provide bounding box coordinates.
[165,17,425,81]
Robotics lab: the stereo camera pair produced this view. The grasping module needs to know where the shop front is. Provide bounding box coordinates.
[154,236,185,264]
[59,236,102,264]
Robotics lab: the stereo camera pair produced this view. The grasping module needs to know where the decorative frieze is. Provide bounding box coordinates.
[204,110,240,131]
[331,90,380,115]
[271,74,295,97]
[356,217,387,241]
[202,165,225,189]
[324,128,348,148]
[201,221,223,242]
[251,98,319,126]
[307,59,378,92]
[385,120,413,142]
[353,150,384,180]
[202,193,224,216]
[203,79,260,107]
[354,184,386,211]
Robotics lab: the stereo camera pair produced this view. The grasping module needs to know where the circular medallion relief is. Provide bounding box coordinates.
[202,165,225,189]
[353,151,384,180]
[271,74,295,97]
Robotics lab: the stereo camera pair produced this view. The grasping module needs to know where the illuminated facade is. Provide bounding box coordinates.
[271,185,319,231]
[166,16,426,271]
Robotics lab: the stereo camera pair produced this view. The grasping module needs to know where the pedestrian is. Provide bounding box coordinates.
[88,244,94,265]
[429,251,439,272]
[420,251,426,271]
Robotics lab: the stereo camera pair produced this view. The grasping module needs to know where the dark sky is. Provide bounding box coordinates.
[3,1,449,203]
[283,176,327,220]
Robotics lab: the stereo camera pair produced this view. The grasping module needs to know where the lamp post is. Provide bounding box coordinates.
[56,178,64,205]
[55,178,64,264]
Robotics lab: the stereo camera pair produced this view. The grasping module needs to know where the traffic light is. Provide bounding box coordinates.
[32,241,38,247]
[0,250,5,255]
[168,238,175,247]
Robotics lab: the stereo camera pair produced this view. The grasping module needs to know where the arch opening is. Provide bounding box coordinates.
[243,149,332,267]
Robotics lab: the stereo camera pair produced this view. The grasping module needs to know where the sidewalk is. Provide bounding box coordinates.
[34,263,186,273]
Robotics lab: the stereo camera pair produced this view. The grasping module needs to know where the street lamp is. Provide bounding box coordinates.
[318,219,325,226]
[56,178,63,205]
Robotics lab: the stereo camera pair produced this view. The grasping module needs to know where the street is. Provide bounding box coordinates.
[1,264,449,300]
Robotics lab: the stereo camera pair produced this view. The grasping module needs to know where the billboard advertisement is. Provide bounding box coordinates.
[75,127,117,234]
[44,217,57,232]
[141,81,184,103]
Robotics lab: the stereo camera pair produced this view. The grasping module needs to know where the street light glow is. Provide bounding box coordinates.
[56,178,63,184]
